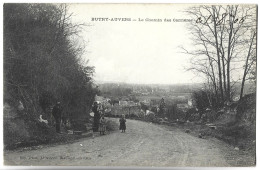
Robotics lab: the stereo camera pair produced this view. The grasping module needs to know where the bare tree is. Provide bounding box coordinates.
[183,4,257,107]
[240,31,256,99]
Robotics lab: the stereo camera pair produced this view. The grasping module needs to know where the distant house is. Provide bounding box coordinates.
[177,96,186,100]
[177,103,189,111]
[94,95,112,107]
[118,100,138,107]
[128,101,136,106]
[188,99,193,107]
[95,95,104,102]
[145,110,155,116]
[119,101,128,106]
[141,99,150,106]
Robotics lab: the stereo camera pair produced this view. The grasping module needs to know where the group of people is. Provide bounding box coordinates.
[51,101,127,134]
[92,101,105,134]
[92,101,127,135]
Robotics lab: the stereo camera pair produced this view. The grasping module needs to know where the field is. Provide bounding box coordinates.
[135,93,192,105]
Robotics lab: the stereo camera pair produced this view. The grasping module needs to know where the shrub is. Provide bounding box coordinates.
[106,119,119,131]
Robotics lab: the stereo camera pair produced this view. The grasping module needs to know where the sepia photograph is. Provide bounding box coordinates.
[2,2,257,167]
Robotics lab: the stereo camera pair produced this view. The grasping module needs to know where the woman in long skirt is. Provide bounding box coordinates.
[119,114,126,133]
[99,114,106,135]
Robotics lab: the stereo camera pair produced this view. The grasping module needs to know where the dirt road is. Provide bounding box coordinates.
[4,118,236,166]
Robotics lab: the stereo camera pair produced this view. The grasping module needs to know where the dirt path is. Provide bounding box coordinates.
[4,118,235,166]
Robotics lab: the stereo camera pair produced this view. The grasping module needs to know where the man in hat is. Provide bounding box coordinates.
[52,102,62,133]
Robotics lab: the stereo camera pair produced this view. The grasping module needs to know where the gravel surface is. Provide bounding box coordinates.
[4,118,253,167]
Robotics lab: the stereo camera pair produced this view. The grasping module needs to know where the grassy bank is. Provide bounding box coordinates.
[4,102,118,151]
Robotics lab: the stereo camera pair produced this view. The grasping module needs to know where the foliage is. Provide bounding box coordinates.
[236,93,256,122]
[4,4,97,123]
[140,102,149,112]
[106,119,120,131]
[192,89,216,111]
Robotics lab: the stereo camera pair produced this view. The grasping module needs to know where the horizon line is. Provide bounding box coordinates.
[94,80,204,85]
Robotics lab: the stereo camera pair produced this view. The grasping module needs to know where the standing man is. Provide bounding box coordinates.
[52,102,62,133]
[159,98,166,116]
[92,101,100,132]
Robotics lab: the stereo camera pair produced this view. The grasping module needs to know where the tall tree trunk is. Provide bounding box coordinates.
[222,54,227,99]
[202,40,218,103]
[220,28,227,100]
[226,6,237,102]
[226,62,231,101]
[212,7,224,104]
[240,32,255,100]
[220,25,227,101]
[211,64,218,102]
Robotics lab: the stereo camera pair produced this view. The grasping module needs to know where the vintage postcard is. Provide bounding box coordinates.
[2,3,257,167]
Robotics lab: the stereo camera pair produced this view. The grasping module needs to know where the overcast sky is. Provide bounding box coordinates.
[68,4,202,84]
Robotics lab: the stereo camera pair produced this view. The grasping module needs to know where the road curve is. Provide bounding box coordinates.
[4,118,230,166]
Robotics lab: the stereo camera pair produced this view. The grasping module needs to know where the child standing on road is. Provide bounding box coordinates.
[119,114,126,133]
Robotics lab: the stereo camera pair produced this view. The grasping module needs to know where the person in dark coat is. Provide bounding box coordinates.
[92,102,100,132]
[52,102,62,133]
[119,114,126,133]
